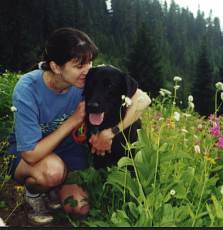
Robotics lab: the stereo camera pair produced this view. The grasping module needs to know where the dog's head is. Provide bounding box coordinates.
[84,65,138,129]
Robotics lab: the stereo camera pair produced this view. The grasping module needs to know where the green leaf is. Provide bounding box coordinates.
[63,195,78,208]
[206,203,215,223]
[160,151,192,163]
[111,210,131,227]
[159,204,176,227]
[105,169,139,198]
[117,157,133,168]
[127,202,139,219]
[0,200,7,209]
[211,195,223,219]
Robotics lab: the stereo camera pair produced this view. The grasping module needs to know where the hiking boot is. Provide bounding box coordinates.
[25,194,54,225]
[44,189,62,210]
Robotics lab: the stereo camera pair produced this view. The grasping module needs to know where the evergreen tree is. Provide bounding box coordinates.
[192,39,215,116]
[126,23,163,98]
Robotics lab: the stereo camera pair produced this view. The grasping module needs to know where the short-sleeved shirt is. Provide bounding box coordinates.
[8,69,84,154]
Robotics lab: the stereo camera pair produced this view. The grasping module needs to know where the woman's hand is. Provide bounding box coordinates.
[89,128,114,156]
[68,101,86,129]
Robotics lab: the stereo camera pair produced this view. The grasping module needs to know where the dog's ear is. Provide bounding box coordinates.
[123,74,138,98]
[83,67,97,97]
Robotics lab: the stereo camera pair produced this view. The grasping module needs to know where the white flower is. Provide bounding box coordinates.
[197,124,203,130]
[173,76,182,82]
[170,189,176,196]
[173,112,180,121]
[0,217,6,227]
[188,102,195,110]
[188,95,193,102]
[221,92,223,101]
[159,90,165,96]
[194,145,201,154]
[10,106,17,112]
[121,95,132,107]
[183,113,191,118]
[194,135,199,139]
[159,88,172,96]
[174,85,180,90]
[220,185,223,195]
[215,82,223,91]
[181,128,188,133]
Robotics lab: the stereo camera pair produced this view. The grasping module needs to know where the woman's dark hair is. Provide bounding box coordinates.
[40,27,98,70]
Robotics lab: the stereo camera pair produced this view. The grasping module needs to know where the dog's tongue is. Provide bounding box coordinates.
[89,113,104,125]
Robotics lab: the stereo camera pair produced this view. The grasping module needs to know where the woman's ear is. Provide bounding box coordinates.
[49,61,61,74]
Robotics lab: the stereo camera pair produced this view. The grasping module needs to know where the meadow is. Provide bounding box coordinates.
[1,71,223,227]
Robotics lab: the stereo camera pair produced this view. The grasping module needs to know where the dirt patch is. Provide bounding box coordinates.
[0,180,72,227]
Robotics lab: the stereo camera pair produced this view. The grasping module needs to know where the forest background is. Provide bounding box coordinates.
[0,0,223,116]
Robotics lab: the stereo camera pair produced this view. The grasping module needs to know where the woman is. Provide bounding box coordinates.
[8,27,151,225]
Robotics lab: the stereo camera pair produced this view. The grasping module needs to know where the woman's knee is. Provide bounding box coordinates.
[39,154,67,188]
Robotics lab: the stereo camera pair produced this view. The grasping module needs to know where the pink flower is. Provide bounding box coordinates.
[209,114,219,122]
[216,136,223,149]
[210,124,221,137]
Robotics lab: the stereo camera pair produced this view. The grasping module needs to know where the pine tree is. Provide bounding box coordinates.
[192,38,215,116]
[126,23,164,98]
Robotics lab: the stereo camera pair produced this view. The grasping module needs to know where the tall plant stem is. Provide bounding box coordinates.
[192,160,208,227]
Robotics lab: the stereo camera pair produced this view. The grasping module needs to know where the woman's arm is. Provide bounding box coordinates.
[22,101,85,165]
[89,89,151,155]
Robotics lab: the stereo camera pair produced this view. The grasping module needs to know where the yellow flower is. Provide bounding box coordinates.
[15,185,24,193]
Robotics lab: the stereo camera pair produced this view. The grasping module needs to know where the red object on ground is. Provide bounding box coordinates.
[58,184,90,216]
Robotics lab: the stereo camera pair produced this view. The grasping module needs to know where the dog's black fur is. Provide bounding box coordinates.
[84,65,141,169]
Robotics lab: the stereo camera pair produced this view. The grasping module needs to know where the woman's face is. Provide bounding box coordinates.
[60,58,92,88]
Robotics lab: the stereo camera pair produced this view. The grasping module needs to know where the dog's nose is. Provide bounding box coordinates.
[87,102,100,109]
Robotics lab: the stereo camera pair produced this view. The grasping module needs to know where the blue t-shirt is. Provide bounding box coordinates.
[9,69,84,153]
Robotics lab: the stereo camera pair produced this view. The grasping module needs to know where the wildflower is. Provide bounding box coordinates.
[173,76,182,82]
[210,122,221,137]
[197,124,203,130]
[194,135,198,139]
[170,189,176,196]
[183,113,191,118]
[194,145,201,154]
[181,128,188,133]
[159,90,165,96]
[221,92,223,101]
[216,136,223,149]
[159,88,172,96]
[121,95,132,107]
[188,102,195,110]
[166,118,175,128]
[15,185,24,193]
[174,85,180,90]
[221,186,223,195]
[0,217,6,227]
[188,95,193,102]
[215,82,223,91]
[10,106,17,112]
[173,112,180,121]
[209,114,218,122]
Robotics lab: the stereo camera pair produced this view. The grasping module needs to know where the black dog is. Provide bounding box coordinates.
[84,65,141,169]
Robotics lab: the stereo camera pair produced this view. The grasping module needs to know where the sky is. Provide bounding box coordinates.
[162,0,223,27]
